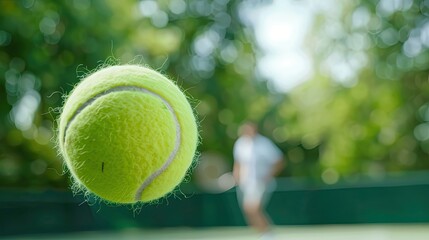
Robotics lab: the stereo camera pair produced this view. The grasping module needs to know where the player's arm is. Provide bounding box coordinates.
[271,156,285,177]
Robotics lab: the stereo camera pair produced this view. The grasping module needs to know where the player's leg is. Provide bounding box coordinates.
[243,200,271,233]
[241,183,272,234]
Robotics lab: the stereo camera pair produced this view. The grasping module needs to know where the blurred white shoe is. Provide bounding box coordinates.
[260,231,275,240]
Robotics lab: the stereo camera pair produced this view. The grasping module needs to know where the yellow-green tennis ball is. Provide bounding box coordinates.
[58,65,198,204]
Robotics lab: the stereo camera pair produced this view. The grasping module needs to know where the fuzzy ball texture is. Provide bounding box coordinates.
[58,65,198,204]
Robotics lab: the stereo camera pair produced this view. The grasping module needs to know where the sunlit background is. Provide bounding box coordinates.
[1,0,429,239]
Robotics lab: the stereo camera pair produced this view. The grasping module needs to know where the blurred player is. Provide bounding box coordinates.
[233,122,285,240]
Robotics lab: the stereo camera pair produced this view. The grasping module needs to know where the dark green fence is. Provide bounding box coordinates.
[2,173,429,236]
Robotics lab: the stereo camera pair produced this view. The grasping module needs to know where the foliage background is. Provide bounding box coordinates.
[0,0,428,190]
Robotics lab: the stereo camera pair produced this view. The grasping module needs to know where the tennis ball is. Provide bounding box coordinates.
[58,65,198,204]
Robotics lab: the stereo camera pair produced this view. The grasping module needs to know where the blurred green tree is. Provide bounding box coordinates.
[272,0,429,183]
[0,0,266,189]
[1,0,429,190]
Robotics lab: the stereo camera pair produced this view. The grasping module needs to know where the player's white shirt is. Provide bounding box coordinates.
[233,134,282,188]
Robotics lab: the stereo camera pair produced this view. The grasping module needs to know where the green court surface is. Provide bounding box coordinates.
[6,225,429,240]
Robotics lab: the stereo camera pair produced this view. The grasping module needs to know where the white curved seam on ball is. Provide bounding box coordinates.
[62,85,181,202]
[133,89,180,201]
